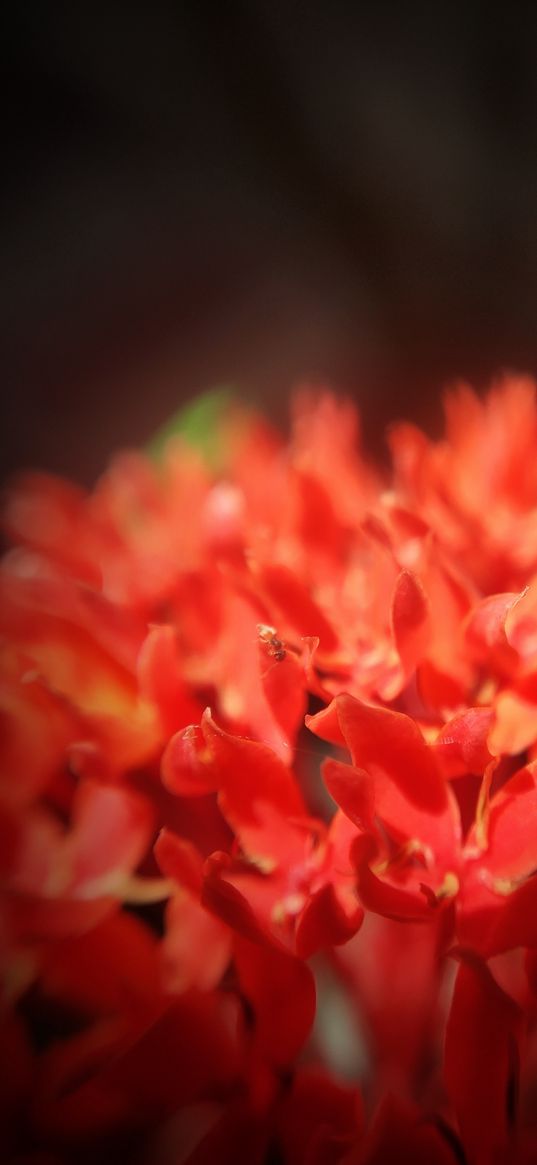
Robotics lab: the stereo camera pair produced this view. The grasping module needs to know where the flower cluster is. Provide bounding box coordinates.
[2,379,537,1163]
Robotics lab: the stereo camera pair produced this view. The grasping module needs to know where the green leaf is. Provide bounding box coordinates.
[147,386,235,466]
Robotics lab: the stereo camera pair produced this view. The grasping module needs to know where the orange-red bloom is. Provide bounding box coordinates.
[308,693,537,956]
[4,379,537,1163]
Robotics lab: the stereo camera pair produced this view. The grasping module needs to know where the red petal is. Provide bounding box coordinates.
[434,707,494,778]
[444,953,522,1164]
[467,760,537,881]
[234,936,316,1067]
[357,861,440,923]
[39,912,162,1015]
[503,581,537,653]
[0,662,75,807]
[3,471,100,586]
[321,758,375,832]
[0,572,160,772]
[464,592,519,673]
[68,780,154,893]
[337,912,447,1102]
[354,1093,460,1165]
[310,694,447,813]
[391,569,430,675]
[276,1067,363,1165]
[259,650,307,756]
[310,695,458,865]
[389,420,430,489]
[489,685,537,755]
[154,828,203,894]
[417,659,468,714]
[161,723,219,797]
[137,623,202,736]
[217,591,307,760]
[525,948,537,999]
[8,894,117,942]
[306,700,347,748]
[295,881,363,958]
[201,857,273,947]
[162,893,231,992]
[199,710,306,863]
[33,993,240,1139]
[457,868,537,956]
[255,563,339,654]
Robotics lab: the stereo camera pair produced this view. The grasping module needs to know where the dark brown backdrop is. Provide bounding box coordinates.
[3,2,537,483]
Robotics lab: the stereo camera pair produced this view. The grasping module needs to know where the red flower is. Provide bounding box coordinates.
[1,778,155,1001]
[4,381,537,1161]
[161,709,362,958]
[308,693,537,955]
[444,952,523,1165]
[390,378,537,593]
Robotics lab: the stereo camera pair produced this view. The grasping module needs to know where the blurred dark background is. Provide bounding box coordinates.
[4,2,537,485]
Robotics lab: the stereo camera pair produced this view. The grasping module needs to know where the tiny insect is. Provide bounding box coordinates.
[256,623,287,662]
